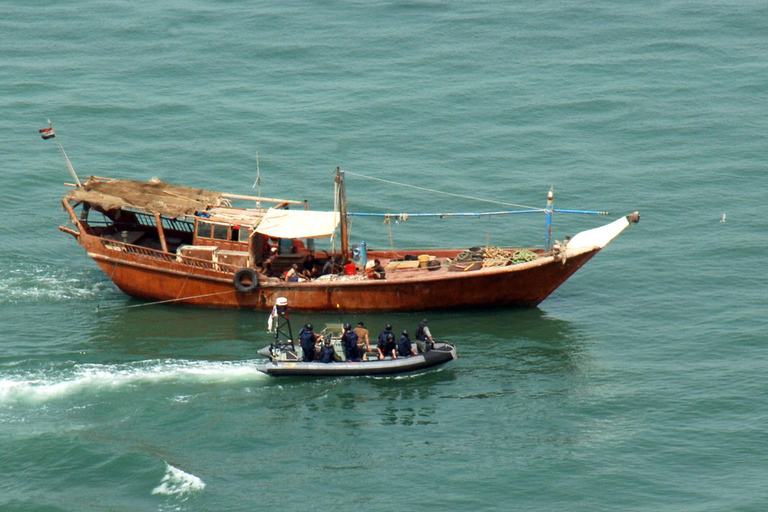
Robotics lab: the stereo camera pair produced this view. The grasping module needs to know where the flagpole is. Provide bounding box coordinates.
[253,151,262,209]
[48,119,82,187]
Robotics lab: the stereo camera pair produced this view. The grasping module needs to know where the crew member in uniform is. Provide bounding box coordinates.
[397,330,417,357]
[415,318,435,353]
[377,324,397,360]
[300,323,322,362]
[341,324,360,361]
[320,338,336,363]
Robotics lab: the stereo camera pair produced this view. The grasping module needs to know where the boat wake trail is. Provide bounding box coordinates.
[0,359,268,405]
[0,260,112,304]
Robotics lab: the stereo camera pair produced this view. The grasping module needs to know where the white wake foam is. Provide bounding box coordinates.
[152,462,206,497]
[0,262,112,304]
[0,359,267,405]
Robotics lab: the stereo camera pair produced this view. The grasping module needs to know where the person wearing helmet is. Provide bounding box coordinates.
[415,318,435,353]
[300,323,322,362]
[341,323,360,361]
[397,329,417,357]
[320,338,336,363]
[377,324,396,360]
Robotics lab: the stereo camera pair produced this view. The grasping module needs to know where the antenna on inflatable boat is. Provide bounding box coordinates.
[269,297,293,349]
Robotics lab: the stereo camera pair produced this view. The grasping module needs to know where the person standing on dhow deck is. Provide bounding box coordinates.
[415,318,435,353]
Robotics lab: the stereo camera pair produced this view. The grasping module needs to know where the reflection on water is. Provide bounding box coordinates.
[443,307,591,375]
[367,369,457,426]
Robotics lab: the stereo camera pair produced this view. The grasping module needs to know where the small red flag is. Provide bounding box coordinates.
[39,127,56,140]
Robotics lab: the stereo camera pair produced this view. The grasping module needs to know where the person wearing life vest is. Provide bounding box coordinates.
[415,318,435,353]
[397,330,418,357]
[319,338,336,363]
[300,323,322,362]
[341,324,360,361]
[377,324,397,360]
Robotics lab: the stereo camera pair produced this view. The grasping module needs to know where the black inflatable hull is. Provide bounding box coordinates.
[257,343,457,377]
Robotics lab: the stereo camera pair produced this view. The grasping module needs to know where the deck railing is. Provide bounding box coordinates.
[99,238,241,273]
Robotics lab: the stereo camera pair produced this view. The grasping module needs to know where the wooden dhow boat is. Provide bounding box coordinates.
[51,125,640,312]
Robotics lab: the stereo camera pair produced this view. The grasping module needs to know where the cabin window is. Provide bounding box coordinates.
[196,221,213,239]
[238,228,250,242]
[213,224,229,240]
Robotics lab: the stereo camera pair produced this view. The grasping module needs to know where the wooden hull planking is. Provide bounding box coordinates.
[79,231,600,311]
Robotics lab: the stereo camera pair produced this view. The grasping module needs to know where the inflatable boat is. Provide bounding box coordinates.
[256,297,456,377]
[256,341,456,377]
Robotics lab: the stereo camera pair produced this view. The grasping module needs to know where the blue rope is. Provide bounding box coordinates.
[349,208,608,218]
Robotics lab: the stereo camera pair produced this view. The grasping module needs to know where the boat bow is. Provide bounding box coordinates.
[564,212,640,256]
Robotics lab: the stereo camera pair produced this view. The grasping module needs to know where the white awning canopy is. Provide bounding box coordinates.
[254,209,340,239]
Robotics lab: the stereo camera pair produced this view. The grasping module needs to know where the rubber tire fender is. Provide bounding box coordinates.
[233,268,260,293]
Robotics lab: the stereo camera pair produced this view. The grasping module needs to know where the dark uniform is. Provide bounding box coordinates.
[341,328,360,361]
[300,327,318,362]
[320,342,335,363]
[415,319,434,353]
[378,327,396,359]
[398,331,415,357]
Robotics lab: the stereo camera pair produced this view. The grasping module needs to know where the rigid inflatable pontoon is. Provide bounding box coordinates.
[256,341,456,377]
[255,297,456,377]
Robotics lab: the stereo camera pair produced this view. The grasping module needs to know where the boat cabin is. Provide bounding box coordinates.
[61,176,342,277]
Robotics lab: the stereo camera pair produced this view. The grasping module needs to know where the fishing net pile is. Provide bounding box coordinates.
[455,246,539,268]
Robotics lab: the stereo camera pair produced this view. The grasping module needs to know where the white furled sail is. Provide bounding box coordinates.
[567,214,638,250]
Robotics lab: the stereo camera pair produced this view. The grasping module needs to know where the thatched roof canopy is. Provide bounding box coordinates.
[66,179,223,217]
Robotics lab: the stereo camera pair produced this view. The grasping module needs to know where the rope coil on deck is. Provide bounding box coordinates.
[455,246,540,267]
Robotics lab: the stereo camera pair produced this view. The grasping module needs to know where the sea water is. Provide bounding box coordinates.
[1,1,767,510]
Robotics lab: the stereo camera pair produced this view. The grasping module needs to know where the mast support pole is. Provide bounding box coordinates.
[545,187,554,253]
[48,120,82,187]
[336,167,350,265]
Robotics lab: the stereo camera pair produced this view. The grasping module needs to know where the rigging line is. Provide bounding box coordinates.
[98,290,238,311]
[384,216,402,259]
[349,208,607,217]
[344,170,540,210]
[175,267,193,303]
[351,209,545,218]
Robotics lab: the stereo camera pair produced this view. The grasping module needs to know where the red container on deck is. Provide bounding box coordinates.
[345,263,356,276]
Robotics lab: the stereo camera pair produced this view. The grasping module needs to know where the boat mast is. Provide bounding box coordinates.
[253,151,262,209]
[545,187,554,253]
[336,167,350,264]
[47,120,82,187]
